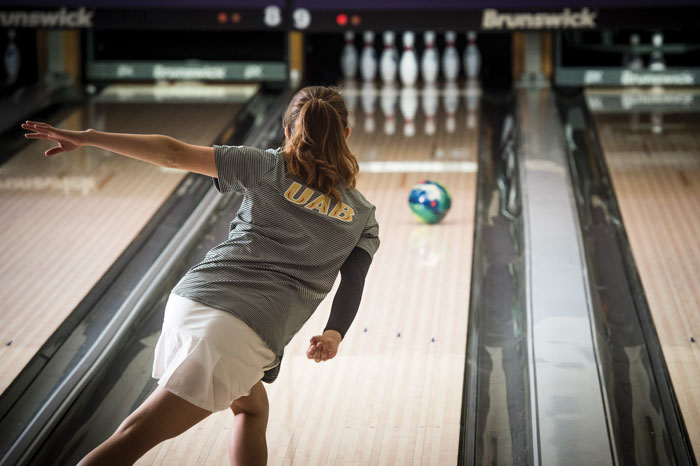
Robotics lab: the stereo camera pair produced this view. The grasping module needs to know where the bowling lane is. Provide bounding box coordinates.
[0,84,256,396]
[590,100,700,456]
[134,82,479,465]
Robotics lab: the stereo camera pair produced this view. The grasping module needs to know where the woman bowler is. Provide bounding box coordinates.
[22,86,380,466]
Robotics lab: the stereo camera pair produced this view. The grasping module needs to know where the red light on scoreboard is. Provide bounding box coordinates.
[336,13,348,26]
[217,11,227,23]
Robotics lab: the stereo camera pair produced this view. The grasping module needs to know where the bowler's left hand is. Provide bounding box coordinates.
[306,330,341,363]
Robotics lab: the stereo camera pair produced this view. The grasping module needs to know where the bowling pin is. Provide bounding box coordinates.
[379,31,399,84]
[4,29,20,85]
[400,85,418,137]
[421,31,439,85]
[443,81,459,133]
[399,31,418,87]
[341,31,358,80]
[360,31,377,82]
[343,79,358,128]
[361,82,377,133]
[465,80,480,129]
[623,33,643,70]
[650,111,663,134]
[380,83,398,135]
[649,32,665,71]
[422,83,439,135]
[464,31,481,81]
[442,31,460,82]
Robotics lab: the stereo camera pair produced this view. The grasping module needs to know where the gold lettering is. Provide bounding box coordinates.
[285,182,355,222]
[284,182,313,204]
[305,194,331,215]
[329,202,355,222]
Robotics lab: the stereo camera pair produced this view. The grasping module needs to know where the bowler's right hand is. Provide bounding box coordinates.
[22,121,85,157]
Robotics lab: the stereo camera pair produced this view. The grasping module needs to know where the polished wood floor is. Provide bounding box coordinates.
[0,85,254,395]
[136,83,479,465]
[594,109,700,458]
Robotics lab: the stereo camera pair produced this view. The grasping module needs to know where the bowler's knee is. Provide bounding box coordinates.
[231,381,268,418]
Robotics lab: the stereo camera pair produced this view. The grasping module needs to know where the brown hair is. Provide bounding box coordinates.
[282,86,358,204]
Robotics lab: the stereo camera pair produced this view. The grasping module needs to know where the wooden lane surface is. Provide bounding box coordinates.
[593,111,700,458]
[0,96,248,396]
[135,85,479,465]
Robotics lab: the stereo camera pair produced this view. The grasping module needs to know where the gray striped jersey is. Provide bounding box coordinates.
[172,145,380,383]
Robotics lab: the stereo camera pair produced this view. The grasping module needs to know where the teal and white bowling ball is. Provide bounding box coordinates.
[408,180,452,224]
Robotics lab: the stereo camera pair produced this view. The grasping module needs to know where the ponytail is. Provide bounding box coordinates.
[283,86,358,205]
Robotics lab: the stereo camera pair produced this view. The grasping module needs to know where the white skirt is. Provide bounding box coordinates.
[152,294,279,412]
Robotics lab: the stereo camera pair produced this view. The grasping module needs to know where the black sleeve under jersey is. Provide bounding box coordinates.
[323,247,373,339]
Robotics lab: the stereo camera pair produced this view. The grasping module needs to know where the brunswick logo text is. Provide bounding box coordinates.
[0,7,94,28]
[482,8,597,30]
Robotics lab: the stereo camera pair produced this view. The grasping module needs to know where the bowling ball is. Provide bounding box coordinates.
[408,180,451,224]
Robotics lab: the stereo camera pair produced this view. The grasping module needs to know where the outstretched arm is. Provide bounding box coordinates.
[21,121,216,177]
[307,247,372,363]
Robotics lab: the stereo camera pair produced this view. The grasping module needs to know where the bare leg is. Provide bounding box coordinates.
[78,386,211,466]
[229,381,269,466]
